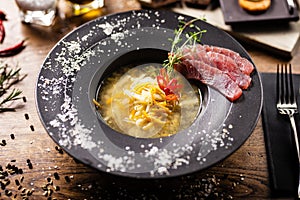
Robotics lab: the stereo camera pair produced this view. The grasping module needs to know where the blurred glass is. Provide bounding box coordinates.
[15,0,58,26]
[66,0,105,16]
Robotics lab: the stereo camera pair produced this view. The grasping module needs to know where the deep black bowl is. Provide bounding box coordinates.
[36,9,262,180]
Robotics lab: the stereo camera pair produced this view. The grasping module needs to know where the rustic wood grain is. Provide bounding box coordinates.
[0,0,299,199]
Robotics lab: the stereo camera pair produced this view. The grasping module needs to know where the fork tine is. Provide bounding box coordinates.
[280,64,285,103]
[276,64,281,104]
[276,64,279,102]
[284,64,289,104]
[289,63,295,104]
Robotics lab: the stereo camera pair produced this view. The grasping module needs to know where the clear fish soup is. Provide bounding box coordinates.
[95,64,201,138]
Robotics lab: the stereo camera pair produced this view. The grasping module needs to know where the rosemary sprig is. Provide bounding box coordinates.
[0,62,26,112]
[163,18,207,74]
[0,89,22,112]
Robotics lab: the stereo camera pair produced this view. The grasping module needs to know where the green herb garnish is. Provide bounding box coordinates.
[0,62,26,112]
[163,18,207,74]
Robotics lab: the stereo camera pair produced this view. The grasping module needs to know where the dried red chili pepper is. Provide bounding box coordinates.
[0,40,26,57]
[0,10,6,21]
[0,20,5,43]
[0,10,25,57]
[0,10,6,44]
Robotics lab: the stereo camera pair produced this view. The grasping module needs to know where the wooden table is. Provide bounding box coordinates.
[0,0,299,199]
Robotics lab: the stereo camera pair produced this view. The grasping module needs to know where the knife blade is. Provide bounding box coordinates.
[287,0,296,14]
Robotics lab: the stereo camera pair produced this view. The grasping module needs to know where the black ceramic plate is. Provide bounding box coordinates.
[36,10,262,179]
[220,0,299,25]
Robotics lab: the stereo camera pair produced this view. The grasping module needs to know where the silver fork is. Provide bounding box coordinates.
[276,63,300,197]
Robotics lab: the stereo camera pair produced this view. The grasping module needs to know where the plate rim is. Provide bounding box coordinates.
[35,9,263,179]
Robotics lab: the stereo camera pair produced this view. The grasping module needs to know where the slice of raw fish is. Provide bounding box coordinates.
[180,45,251,89]
[174,59,243,101]
[206,51,252,89]
[203,45,254,75]
[181,45,212,65]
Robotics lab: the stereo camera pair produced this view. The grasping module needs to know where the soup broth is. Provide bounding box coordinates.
[95,64,201,138]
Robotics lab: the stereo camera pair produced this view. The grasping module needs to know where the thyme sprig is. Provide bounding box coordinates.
[0,62,26,112]
[163,18,207,74]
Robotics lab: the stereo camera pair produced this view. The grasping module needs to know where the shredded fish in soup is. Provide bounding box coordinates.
[95,64,201,138]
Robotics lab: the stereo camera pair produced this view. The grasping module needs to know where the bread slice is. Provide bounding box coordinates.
[238,0,271,12]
